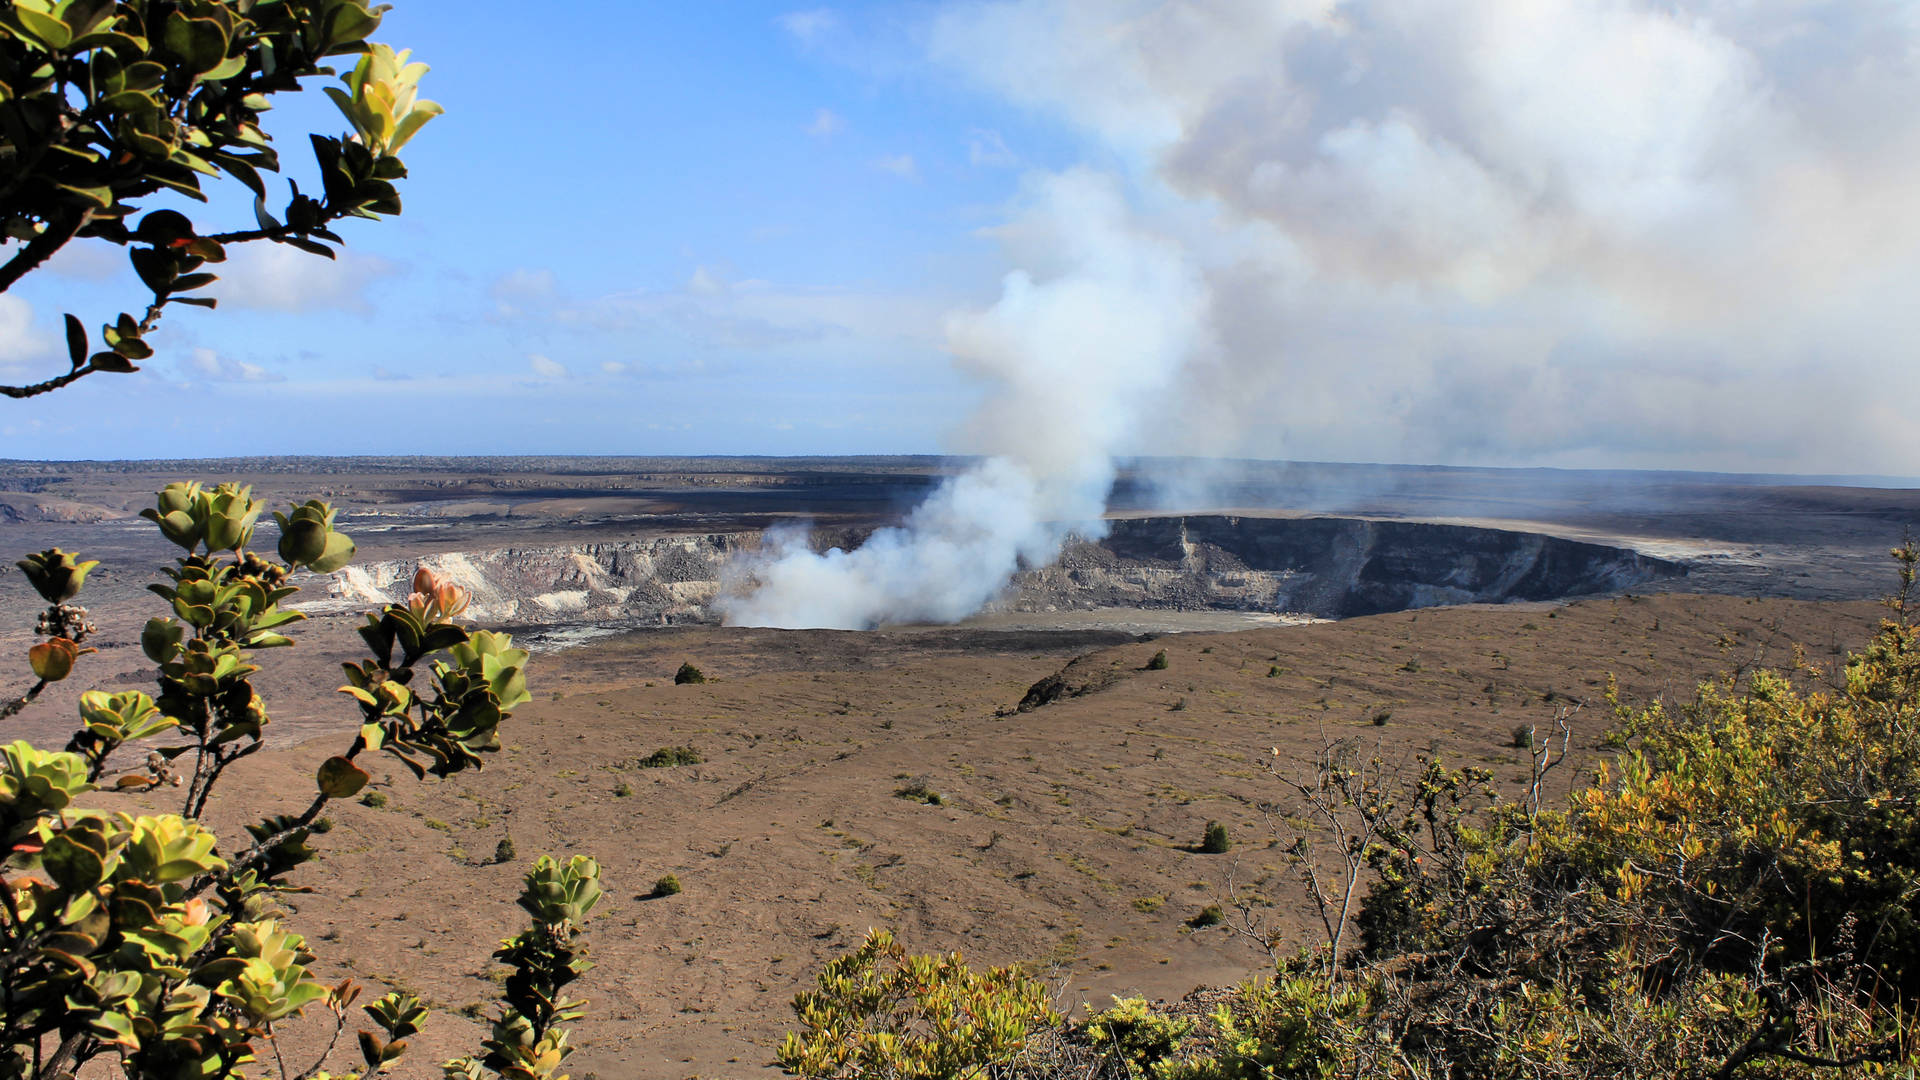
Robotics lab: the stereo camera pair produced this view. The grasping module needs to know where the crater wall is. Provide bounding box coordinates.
[307,515,1684,628]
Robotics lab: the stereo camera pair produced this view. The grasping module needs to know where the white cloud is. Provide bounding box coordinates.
[807,108,845,137]
[489,267,557,318]
[778,8,838,42]
[600,360,628,374]
[42,242,124,282]
[874,153,919,180]
[927,0,1920,473]
[0,296,52,374]
[182,347,283,383]
[967,128,1016,167]
[528,354,568,379]
[209,243,395,313]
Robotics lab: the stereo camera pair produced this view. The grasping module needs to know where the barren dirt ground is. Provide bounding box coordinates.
[48,592,1884,1079]
[5,458,1915,1078]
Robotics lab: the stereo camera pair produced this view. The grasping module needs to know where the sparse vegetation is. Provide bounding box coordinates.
[777,551,1920,1079]
[651,873,683,898]
[675,661,707,685]
[639,745,703,768]
[895,777,946,806]
[1146,649,1170,671]
[362,789,390,808]
[1199,820,1231,854]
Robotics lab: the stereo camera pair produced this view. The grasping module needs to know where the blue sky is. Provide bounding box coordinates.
[5,2,1919,475]
[4,2,1064,457]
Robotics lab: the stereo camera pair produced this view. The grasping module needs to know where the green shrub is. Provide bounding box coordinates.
[1147,649,1170,671]
[674,661,706,685]
[1084,996,1192,1076]
[1509,723,1534,748]
[0,485,597,1080]
[494,837,517,865]
[1188,905,1225,928]
[614,781,634,797]
[650,873,683,898]
[896,777,946,805]
[778,929,1058,1078]
[362,790,390,808]
[638,745,703,768]
[1200,820,1231,854]
[1371,709,1392,726]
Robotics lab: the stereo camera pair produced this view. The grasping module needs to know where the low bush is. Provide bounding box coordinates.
[675,661,707,685]
[638,745,703,768]
[1199,820,1230,854]
[896,777,946,805]
[779,929,1057,1079]
[1146,650,1170,671]
[650,873,682,898]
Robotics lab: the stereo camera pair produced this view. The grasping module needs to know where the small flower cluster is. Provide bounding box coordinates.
[406,565,471,622]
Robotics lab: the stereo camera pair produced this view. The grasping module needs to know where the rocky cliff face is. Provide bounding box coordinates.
[1017,516,1684,619]
[309,535,749,625]
[308,515,1683,628]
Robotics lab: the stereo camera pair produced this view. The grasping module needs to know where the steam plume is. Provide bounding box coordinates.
[720,170,1207,629]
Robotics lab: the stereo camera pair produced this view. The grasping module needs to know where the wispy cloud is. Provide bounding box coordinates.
[181,347,283,384]
[0,296,53,376]
[777,8,837,43]
[210,244,396,313]
[528,353,568,379]
[489,267,558,318]
[806,108,844,137]
[967,128,1016,167]
[874,153,919,180]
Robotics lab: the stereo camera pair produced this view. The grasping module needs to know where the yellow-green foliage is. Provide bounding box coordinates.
[779,929,1059,1079]
[1,485,590,1080]
[792,552,1920,1078]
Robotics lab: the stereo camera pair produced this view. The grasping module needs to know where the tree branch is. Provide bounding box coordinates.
[0,211,87,294]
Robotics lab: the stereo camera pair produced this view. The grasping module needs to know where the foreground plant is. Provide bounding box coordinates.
[779,928,1059,1080]
[1,482,596,1080]
[0,0,442,399]
[792,550,1920,1079]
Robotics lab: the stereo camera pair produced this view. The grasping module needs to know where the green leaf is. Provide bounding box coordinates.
[282,236,334,259]
[63,313,86,369]
[42,832,108,891]
[307,530,356,573]
[317,755,370,798]
[54,182,113,210]
[14,7,75,50]
[110,336,154,360]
